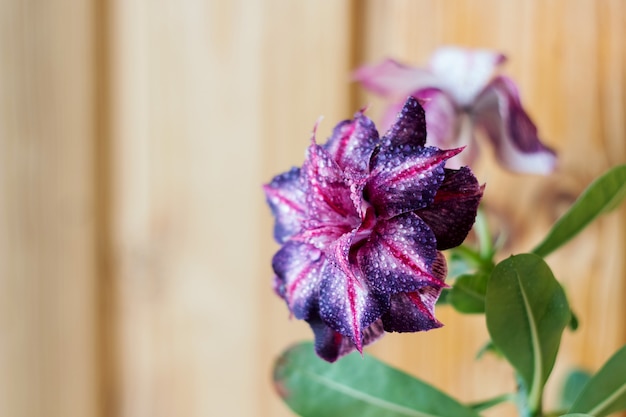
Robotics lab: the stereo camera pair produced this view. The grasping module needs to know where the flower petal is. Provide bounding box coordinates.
[366,141,462,219]
[318,232,389,351]
[272,241,324,320]
[299,142,360,249]
[358,212,444,294]
[382,96,428,147]
[263,167,306,243]
[474,76,557,174]
[353,58,437,99]
[324,111,379,174]
[417,88,483,169]
[429,46,506,105]
[308,314,384,362]
[416,167,484,250]
[382,289,443,333]
[382,252,446,332]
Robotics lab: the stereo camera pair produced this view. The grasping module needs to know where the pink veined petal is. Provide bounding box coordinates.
[474,76,557,174]
[353,58,438,99]
[366,143,463,219]
[263,167,306,243]
[272,241,324,320]
[299,141,360,249]
[357,212,444,294]
[323,111,379,175]
[318,232,389,352]
[308,315,384,363]
[381,252,446,332]
[382,289,444,332]
[429,46,506,106]
[416,167,484,250]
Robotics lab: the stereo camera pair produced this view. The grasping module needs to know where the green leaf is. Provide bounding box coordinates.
[559,414,593,416]
[568,310,579,331]
[485,254,571,415]
[559,369,592,410]
[449,272,489,314]
[274,342,481,417]
[533,164,626,257]
[568,344,626,416]
[475,340,501,360]
[468,393,515,412]
[448,249,477,279]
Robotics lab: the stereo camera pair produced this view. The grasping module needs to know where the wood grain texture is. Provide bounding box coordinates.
[112,1,350,416]
[108,1,353,416]
[108,1,265,416]
[0,1,99,417]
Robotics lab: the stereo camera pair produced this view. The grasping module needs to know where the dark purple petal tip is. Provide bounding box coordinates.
[383,96,428,147]
[417,167,484,250]
[382,290,443,333]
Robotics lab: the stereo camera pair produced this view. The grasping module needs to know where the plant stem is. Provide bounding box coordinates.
[475,207,493,259]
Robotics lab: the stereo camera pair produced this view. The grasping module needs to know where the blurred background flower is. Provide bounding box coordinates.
[355,47,557,174]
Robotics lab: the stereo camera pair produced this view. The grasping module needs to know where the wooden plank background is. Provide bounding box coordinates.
[1,1,624,417]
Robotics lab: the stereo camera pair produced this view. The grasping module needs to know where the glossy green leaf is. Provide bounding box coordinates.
[569,344,626,416]
[449,272,489,314]
[274,342,481,417]
[559,369,592,410]
[533,164,626,257]
[485,254,571,414]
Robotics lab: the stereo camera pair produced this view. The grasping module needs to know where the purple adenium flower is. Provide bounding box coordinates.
[354,46,557,174]
[264,97,483,362]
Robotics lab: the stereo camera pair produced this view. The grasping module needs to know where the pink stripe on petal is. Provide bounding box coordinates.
[263,167,306,243]
[358,213,443,294]
[382,290,443,333]
[302,142,360,223]
[272,242,324,320]
[318,233,388,351]
[324,112,379,175]
[366,146,462,218]
[308,315,385,362]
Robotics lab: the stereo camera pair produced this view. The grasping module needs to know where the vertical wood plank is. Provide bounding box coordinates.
[358,1,626,414]
[0,1,99,417]
[109,1,264,415]
[109,1,354,416]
